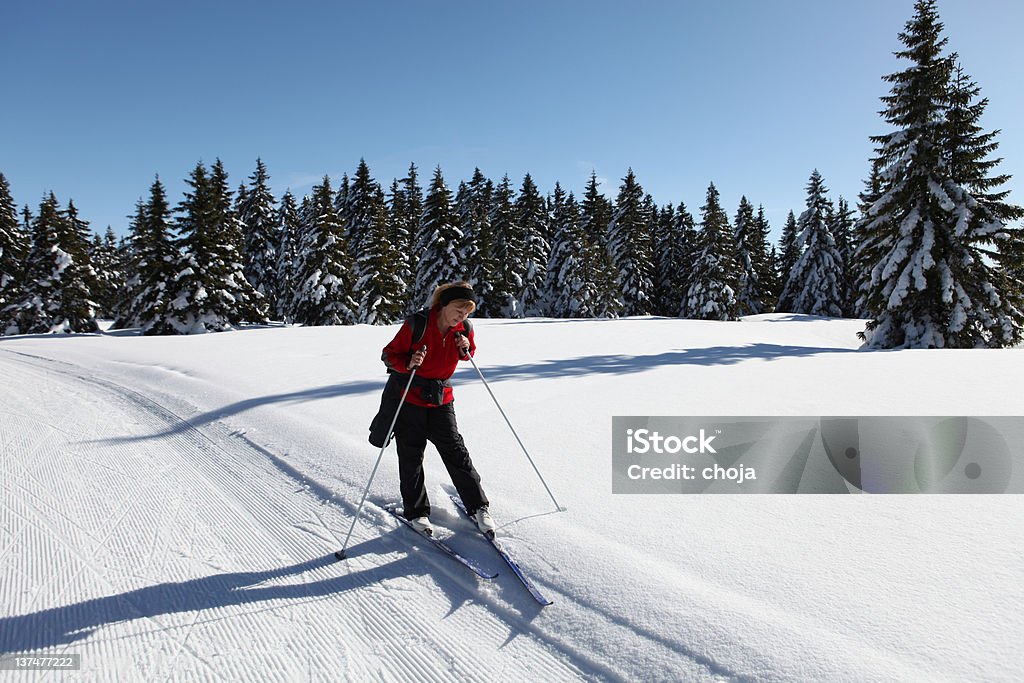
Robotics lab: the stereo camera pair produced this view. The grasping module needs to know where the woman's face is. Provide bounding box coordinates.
[441,301,474,328]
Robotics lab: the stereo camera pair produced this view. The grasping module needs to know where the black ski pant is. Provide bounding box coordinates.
[394,401,488,520]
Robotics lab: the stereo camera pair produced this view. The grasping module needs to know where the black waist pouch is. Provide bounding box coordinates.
[412,376,446,406]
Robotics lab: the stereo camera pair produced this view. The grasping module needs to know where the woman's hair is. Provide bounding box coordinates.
[431,281,477,312]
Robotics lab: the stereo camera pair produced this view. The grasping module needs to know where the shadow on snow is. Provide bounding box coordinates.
[89,343,858,445]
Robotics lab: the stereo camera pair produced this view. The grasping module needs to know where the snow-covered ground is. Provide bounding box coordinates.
[1,315,1022,681]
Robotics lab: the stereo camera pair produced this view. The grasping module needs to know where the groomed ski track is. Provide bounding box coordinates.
[4,313,1017,682]
[0,350,615,682]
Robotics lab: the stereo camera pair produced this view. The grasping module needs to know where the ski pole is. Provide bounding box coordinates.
[457,333,565,513]
[336,345,426,560]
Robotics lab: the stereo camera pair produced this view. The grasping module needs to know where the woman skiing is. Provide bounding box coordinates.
[379,281,494,537]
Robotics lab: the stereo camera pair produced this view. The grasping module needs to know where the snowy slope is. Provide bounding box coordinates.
[1,315,1022,681]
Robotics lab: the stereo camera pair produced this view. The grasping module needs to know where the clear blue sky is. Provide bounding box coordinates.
[3,0,1022,242]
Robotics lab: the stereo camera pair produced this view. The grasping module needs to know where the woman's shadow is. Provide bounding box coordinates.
[0,536,447,654]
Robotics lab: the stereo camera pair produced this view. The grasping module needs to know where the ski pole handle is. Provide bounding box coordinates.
[455,332,470,359]
[408,344,427,370]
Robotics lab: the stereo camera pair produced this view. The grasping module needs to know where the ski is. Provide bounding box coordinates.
[450,495,553,606]
[379,504,497,580]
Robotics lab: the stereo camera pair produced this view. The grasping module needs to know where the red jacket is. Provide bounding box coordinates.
[382,306,476,407]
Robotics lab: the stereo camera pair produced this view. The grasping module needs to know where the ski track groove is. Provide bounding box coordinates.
[77,370,591,682]
[0,350,594,681]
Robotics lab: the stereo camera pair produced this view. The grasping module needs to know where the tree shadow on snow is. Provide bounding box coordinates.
[0,536,473,655]
[450,343,859,384]
[89,343,858,445]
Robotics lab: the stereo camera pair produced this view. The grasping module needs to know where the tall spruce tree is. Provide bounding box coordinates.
[944,61,1024,315]
[161,162,266,334]
[122,177,179,333]
[90,227,123,317]
[5,192,98,334]
[607,169,655,316]
[488,175,524,317]
[290,177,358,325]
[580,172,623,317]
[515,173,550,316]
[775,211,801,312]
[545,184,602,317]
[238,158,281,314]
[779,170,845,317]
[675,203,702,317]
[831,197,857,316]
[345,159,379,264]
[856,0,1022,348]
[275,190,301,321]
[652,203,676,316]
[457,169,497,316]
[354,188,405,324]
[413,167,464,309]
[753,205,778,312]
[733,196,765,316]
[396,164,423,313]
[346,161,403,323]
[0,173,27,328]
[685,182,739,320]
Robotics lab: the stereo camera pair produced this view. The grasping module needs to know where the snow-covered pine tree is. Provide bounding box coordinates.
[290,177,358,326]
[457,169,497,316]
[90,227,123,318]
[454,181,476,275]
[643,194,660,307]
[395,164,423,314]
[488,175,523,317]
[607,169,655,316]
[830,197,857,316]
[333,172,351,232]
[5,192,99,334]
[119,177,179,334]
[342,161,403,323]
[545,184,596,317]
[775,210,801,312]
[515,173,550,316]
[733,196,763,316]
[673,203,701,317]
[753,205,778,312]
[238,158,281,315]
[685,182,739,321]
[944,61,1024,321]
[345,159,379,265]
[353,187,404,324]
[856,0,1022,348]
[64,199,101,301]
[580,171,623,317]
[386,180,412,302]
[779,170,845,317]
[208,160,246,257]
[412,167,464,310]
[275,190,301,321]
[113,200,145,327]
[0,172,27,329]
[651,203,675,316]
[160,162,267,334]
[944,62,1023,229]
